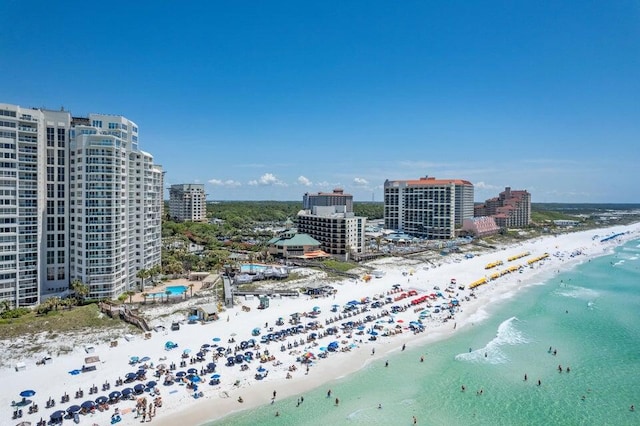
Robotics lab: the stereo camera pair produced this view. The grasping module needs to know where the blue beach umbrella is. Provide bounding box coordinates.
[133,384,145,393]
[67,404,81,413]
[175,371,187,378]
[108,391,121,400]
[187,368,198,374]
[146,380,157,388]
[20,390,36,398]
[212,337,221,342]
[211,374,220,379]
[51,410,66,420]
[125,372,136,380]
[183,349,192,354]
[95,396,108,404]
[121,388,133,396]
[188,375,201,382]
[81,400,95,410]
[140,356,151,362]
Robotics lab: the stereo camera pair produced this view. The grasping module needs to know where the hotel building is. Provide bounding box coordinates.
[303,188,353,212]
[169,183,207,222]
[0,103,163,307]
[384,176,474,239]
[296,205,365,261]
[475,187,531,228]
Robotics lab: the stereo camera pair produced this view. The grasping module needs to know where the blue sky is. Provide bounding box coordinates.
[1,1,639,202]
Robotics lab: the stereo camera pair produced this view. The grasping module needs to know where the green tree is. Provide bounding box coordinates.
[70,279,90,305]
[125,290,135,304]
[136,268,150,291]
[165,290,171,303]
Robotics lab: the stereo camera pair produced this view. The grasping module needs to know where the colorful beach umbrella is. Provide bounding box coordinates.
[19,390,36,398]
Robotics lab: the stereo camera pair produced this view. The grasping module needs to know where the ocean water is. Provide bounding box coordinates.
[208,239,640,426]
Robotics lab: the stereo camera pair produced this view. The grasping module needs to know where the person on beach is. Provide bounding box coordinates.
[630,405,635,412]
[461,385,466,392]
[420,356,424,362]
[273,390,277,399]
[558,365,563,372]
[327,389,332,398]
[335,398,339,406]
[275,411,280,417]
[413,415,417,424]
[385,360,389,367]
[372,348,375,355]
[566,367,570,373]
[524,374,528,381]
[402,344,406,351]
[537,379,541,386]
[378,403,382,409]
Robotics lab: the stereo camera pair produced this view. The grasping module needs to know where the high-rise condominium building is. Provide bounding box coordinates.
[0,103,163,307]
[169,184,206,222]
[303,188,353,212]
[476,187,531,228]
[384,176,474,239]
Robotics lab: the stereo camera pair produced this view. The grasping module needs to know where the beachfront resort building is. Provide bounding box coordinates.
[169,183,207,222]
[475,187,531,228]
[303,188,353,212]
[0,103,163,307]
[383,176,474,239]
[266,229,326,259]
[296,205,366,261]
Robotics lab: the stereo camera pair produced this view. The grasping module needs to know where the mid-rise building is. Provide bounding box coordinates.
[303,188,353,212]
[169,183,206,222]
[384,176,474,239]
[296,206,365,261]
[0,103,163,307]
[476,187,531,228]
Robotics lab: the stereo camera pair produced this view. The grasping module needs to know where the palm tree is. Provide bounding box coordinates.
[142,292,149,305]
[48,296,61,311]
[136,268,149,291]
[189,283,194,298]
[165,290,171,303]
[375,236,383,252]
[125,290,135,304]
[70,279,90,305]
[0,299,12,314]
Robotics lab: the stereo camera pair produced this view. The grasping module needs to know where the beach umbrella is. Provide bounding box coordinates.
[216,347,226,352]
[230,332,237,337]
[188,315,198,322]
[175,371,186,377]
[50,410,65,420]
[69,369,81,375]
[187,368,198,374]
[207,362,216,370]
[319,347,328,352]
[137,369,146,376]
[67,404,81,413]
[156,363,167,370]
[212,337,221,342]
[95,396,108,404]
[121,388,133,396]
[125,372,137,380]
[20,390,36,398]
[313,306,320,311]
[201,343,211,348]
[108,391,121,400]
[183,349,192,354]
[133,384,145,394]
[146,380,157,388]
[81,400,95,410]
[188,375,201,383]
[211,374,221,379]
[140,356,151,362]
[130,356,139,363]
[369,331,378,336]
[196,351,205,358]
[257,366,266,372]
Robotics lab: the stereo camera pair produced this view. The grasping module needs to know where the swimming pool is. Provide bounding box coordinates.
[150,285,187,298]
[240,264,267,273]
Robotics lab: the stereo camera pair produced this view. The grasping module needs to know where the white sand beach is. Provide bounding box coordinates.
[2,224,639,426]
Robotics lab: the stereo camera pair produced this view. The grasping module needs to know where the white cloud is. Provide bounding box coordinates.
[474,181,499,190]
[297,176,312,186]
[248,173,287,186]
[208,178,242,187]
[353,177,369,186]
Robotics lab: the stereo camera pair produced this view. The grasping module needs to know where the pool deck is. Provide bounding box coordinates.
[129,278,205,303]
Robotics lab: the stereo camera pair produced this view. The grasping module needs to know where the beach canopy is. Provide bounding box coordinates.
[147,380,157,388]
[187,368,198,374]
[140,356,151,362]
[133,384,145,393]
[175,371,186,377]
[188,375,201,382]
[109,391,121,399]
[95,396,108,404]
[81,400,95,409]
[183,349,191,354]
[211,374,221,379]
[125,372,136,380]
[67,404,81,413]
[121,388,133,396]
[51,410,66,419]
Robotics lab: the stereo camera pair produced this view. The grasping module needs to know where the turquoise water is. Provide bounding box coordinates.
[150,285,187,298]
[208,238,640,426]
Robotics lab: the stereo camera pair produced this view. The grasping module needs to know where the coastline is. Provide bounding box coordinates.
[2,224,638,426]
